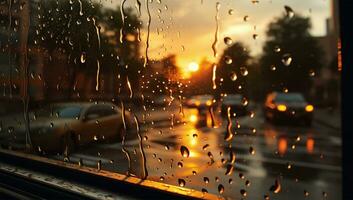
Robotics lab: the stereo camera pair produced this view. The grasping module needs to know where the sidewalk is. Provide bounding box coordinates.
[314,108,341,130]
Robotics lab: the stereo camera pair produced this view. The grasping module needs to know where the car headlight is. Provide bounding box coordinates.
[189,114,198,123]
[305,105,314,112]
[277,104,287,112]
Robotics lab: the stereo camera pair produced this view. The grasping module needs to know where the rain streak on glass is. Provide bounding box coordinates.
[270,179,282,194]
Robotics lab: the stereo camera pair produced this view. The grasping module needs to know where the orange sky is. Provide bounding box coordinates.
[103,0,331,76]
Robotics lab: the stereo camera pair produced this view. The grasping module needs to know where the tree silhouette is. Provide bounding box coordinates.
[30,0,142,99]
[259,14,323,97]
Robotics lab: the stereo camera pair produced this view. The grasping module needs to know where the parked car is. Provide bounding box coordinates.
[185,95,214,110]
[0,102,133,154]
[264,92,314,126]
[220,94,248,117]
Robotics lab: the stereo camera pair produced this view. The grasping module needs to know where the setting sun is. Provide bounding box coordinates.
[188,62,199,72]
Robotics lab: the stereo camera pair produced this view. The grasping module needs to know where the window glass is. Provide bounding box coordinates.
[0,0,341,199]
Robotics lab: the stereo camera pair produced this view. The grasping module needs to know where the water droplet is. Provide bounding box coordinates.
[80,52,86,63]
[230,72,238,81]
[7,127,14,134]
[309,70,316,77]
[160,176,165,181]
[239,173,245,179]
[240,189,247,197]
[274,46,281,52]
[253,34,258,40]
[165,145,170,150]
[240,67,248,76]
[249,147,255,155]
[192,171,197,175]
[241,97,249,106]
[244,15,249,21]
[218,184,225,194]
[192,133,198,138]
[97,160,101,171]
[284,5,295,18]
[202,144,210,150]
[180,145,190,158]
[270,179,281,194]
[228,9,234,15]
[202,188,208,193]
[177,162,183,168]
[229,178,233,184]
[178,179,186,187]
[270,65,277,71]
[225,164,234,175]
[304,190,310,197]
[204,177,209,184]
[282,54,292,66]
[245,180,251,187]
[322,191,328,198]
[287,162,292,169]
[224,37,233,46]
[225,56,232,64]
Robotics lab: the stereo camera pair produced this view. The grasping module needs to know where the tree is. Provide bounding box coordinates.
[259,14,323,98]
[216,42,251,98]
[31,0,142,99]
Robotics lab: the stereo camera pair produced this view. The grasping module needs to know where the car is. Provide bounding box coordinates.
[153,95,175,107]
[0,102,134,155]
[185,95,214,110]
[264,92,314,126]
[220,94,248,117]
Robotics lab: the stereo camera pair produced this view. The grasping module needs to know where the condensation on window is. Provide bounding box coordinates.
[0,0,341,199]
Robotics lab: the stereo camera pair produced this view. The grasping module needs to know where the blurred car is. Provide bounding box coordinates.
[264,92,314,126]
[0,102,133,154]
[220,94,248,117]
[153,95,175,107]
[185,95,214,110]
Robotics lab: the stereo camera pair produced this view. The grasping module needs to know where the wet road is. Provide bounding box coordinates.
[53,106,342,200]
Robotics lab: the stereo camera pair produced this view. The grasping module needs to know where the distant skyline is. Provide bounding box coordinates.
[101,0,332,72]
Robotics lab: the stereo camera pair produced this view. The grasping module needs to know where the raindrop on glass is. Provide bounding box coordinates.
[225,56,233,64]
[284,5,295,18]
[240,189,247,197]
[240,67,248,76]
[282,54,292,66]
[230,72,237,81]
[249,147,255,155]
[178,179,186,187]
[180,146,190,158]
[224,37,233,46]
[204,177,210,184]
[218,184,225,194]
